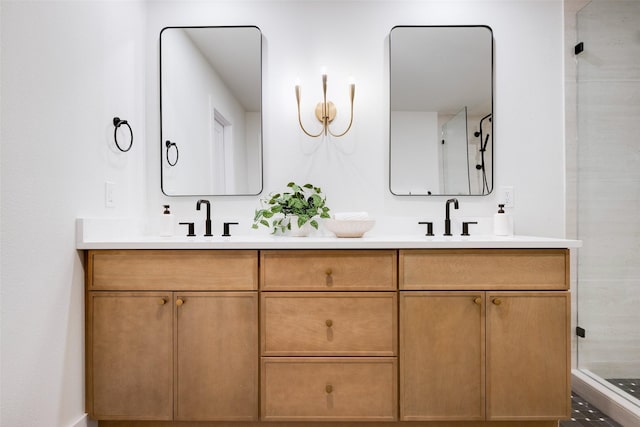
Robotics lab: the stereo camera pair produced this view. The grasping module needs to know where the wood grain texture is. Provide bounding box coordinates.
[261,292,397,356]
[99,421,559,427]
[87,248,571,426]
[261,357,397,421]
[99,421,558,427]
[486,291,571,420]
[260,250,397,290]
[399,249,569,290]
[88,250,258,291]
[400,292,485,421]
[175,292,258,421]
[88,292,173,420]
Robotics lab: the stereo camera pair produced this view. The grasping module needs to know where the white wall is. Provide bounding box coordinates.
[1,1,146,426]
[146,0,565,238]
[1,1,566,426]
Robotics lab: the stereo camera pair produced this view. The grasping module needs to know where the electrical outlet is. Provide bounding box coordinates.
[105,181,116,208]
[499,186,514,208]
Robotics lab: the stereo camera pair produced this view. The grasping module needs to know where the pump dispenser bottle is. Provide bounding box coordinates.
[493,204,513,236]
[160,205,175,237]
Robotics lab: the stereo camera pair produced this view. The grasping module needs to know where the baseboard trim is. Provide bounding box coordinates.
[69,413,98,427]
[572,369,640,427]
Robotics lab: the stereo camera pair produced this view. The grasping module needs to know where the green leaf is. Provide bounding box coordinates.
[253,181,331,234]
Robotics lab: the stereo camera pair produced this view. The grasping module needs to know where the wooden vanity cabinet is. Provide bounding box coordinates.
[86,247,571,427]
[260,250,398,422]
[399,249,571,422]
[85,250,259,422]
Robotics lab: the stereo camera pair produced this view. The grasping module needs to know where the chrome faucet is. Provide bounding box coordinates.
[196,199,213,236]
[444,198,459,236]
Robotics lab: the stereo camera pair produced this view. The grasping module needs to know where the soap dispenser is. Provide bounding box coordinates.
[493,204,513,236]
[160,205,175,237]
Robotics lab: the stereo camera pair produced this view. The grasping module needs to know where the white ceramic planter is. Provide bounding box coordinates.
[287,215,313,237]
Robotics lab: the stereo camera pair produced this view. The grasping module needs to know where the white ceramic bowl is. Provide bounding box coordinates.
[324,219,376,238]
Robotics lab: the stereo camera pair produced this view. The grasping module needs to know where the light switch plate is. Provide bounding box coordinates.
[105,181,116,208]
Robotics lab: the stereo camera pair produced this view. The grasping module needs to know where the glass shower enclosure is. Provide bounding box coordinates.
[576,0,640,409]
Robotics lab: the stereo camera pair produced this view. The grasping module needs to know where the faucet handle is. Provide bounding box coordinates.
[461,221,478,236]
[179,222,196,237]
[222,222,239,237]
[418,221,434,236]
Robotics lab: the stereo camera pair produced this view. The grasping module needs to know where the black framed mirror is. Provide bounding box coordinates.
[389,25,493,196]
[160,26,263,196]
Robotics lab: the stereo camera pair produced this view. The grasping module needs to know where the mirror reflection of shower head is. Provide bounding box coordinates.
[481,133,490,152]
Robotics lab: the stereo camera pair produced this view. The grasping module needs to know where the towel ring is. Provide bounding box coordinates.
[113,117,133,152]
[165,140,179,166]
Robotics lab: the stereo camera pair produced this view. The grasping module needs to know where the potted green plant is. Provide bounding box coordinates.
[252,182,331,235]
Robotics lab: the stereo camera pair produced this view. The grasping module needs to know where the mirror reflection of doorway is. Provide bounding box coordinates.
[439,107,470,195]
[212,109,235,194]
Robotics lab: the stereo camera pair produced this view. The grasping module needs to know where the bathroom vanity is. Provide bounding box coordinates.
[79,227,578,427]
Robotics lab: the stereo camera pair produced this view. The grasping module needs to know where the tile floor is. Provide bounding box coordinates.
[606,379,639,401]
[560,393,623,427]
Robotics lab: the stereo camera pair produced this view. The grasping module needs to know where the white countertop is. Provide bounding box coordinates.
[76,218,581,250]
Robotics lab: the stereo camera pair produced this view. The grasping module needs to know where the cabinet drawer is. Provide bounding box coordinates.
[400,249,569,290]
[261,357,397,421]
[260,250,397,290]
[261,292,397,356]
[87,250,258,291]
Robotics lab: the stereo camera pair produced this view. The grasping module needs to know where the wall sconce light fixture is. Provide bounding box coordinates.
[295,72,355,138]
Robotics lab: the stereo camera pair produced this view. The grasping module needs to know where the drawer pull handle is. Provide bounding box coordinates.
[325,319,333,327]
[158,298,167,305]
[325,384,333,394]
[176,298,185,306]
[325,268,333,276]
[492,298,502,306]
[473,297,482,305]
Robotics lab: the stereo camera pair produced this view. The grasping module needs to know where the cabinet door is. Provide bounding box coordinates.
[486,291,570,420]
[88,292,173,420]
[400,291,485,420]
[175,292,258,421]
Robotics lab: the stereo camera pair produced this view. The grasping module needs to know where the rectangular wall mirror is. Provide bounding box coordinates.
[160,26,263,196]
[389,25,493,196]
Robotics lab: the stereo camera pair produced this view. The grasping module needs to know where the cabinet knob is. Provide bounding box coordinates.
[325,319,333,327]
[473,297,482,305]
[325,268,333,276]
[176,298,185,306]
[492,298,502,306]
[158,298,167,305]
[325,384,333,394]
